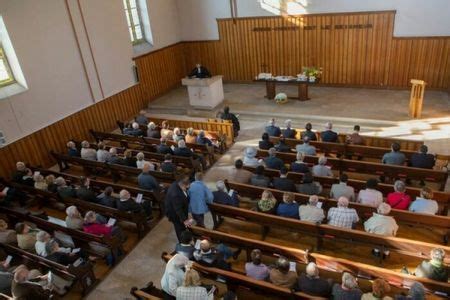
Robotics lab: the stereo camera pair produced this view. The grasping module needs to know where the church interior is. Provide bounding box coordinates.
[0,1,449,299]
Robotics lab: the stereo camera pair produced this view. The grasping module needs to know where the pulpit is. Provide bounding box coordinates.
[181,75,224,109]
[409,79,426,119]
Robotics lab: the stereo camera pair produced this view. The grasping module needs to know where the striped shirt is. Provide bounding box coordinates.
[327,207,359,229]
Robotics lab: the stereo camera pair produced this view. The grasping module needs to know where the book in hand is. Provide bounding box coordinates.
[316,201,323,209]
[289,261,296,272]
[72,248,81,254]
[33,171,40,177]
[107,218,116,226]
[135,193,143,203]
[5,255,12,265]
[228,189,235,197]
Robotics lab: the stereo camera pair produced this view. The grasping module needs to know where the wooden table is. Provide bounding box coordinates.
[255,79,317,101]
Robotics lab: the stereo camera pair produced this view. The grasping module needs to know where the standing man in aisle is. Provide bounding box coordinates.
[188,172,214,227]
[221,106,240,137]
[165,176,193,241]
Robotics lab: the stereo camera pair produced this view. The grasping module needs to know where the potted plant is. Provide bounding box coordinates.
[302,67,322,82]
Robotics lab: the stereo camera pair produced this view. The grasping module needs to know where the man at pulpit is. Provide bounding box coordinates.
[188,63,211,78]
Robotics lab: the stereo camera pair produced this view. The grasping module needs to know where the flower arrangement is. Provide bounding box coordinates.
[299,67,322,82]
[274,92,288,104]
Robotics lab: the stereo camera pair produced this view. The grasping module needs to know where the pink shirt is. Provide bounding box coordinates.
[386,192,411,210]
[83,223,112,236]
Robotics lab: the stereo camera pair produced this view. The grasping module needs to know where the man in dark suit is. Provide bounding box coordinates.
[275,135,292,153]
[96,186,117,208]
[259,132,274,150]
[107,148,125,165]
[165,176,193,241]
[410,145,435,169]
[221,106,240,137]
[117,189,152,217]
[160,154,176,173]
[264,148,285,170]
[272,167,296,192]
[320,122,338,143]
[282,119,297,139]
[137,163,160,192]
[173,140,193,157]
[301,123,317,141]
[76,177,97,202]
[156,138,174,155]
[188,63,211,78]
[265,118,281,137]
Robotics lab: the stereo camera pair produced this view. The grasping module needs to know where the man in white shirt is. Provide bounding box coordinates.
[330,173,355,202]
[357,178,383,207]
[298,195,325,224]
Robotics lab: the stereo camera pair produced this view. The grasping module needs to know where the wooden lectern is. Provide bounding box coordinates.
[409,79,426,118]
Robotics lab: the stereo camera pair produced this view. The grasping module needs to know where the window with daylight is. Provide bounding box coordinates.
[0,45,15,87]
[123,0,145,44]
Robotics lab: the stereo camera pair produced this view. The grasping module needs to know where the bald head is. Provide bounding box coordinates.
[337,196,349,208]
[200,239,211,252]
[305,262,319,277]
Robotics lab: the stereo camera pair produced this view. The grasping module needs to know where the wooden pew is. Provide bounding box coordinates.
[1,179,150,238]
[256,149,448,190]
[90,129,213,166]
[208,203,450,265]
[50,151,176,184]
[269,136,419,162]
[133,116,235,143]
[0,243,96,295]
[292,129,424,151]
[189,226,450,296]
[161,253,325,300]
[35,168,165,217]
[226,181,450,244]
[241,165,450,214]
[0,206,123,263]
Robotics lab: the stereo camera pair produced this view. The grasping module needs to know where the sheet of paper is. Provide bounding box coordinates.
[72,248,81,254]
[135,193,143,203]
[228,189,235,197]
[33,171,40,177]
[5,255,12,265]
[1,187,9,194]
[194,239,201,250]
[107,218,116,226]
[289,261,296,272]
[317,201,323,209]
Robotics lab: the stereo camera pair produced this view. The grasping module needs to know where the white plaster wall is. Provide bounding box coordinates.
[177,0,450,40]
[79,0,135,98]
[146,0,181,50]
[0,0,93,142]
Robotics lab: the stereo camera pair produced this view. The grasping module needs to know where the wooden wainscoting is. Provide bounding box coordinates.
[0,43,186,179]
[182,11,450,89]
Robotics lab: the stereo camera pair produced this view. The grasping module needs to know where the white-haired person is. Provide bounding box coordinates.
[36,230,71,257]
[196,130,213,147]
[117,189,152,218]
[160,120,173,139]
[331,272,362,300]
[213,180,239,207]
[327,197,359,229]
[66,140,79,157]
[65,205,84,230]
[147,122,161,139]
[312,156,333,177]
[320,122,338,143]
[282,119,296,139]
[33,174,48,191]
[415,248,448,282]
[297,262,332,298]
[161,253,189,299]
[136,152,150,169]
[172,127,184,142]
[243,147,259,167]
[265,118,281,137]
[11,162,33,186]
[386,180,411,210]
[291,152,310,173]
[409,187,439,215]
[80,140,97,161]
[107,147,125,165]
[298,195,325,224]
[364,203,398,258]
[125,122,143,137]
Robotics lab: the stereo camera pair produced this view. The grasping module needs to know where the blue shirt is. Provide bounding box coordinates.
[382,151,406,165]
[264,156,284,170]
[188,181,213,214]
[265,125,281,137]
[138,172,159,191]
[196,136,212,146]
[276,203,299,219]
